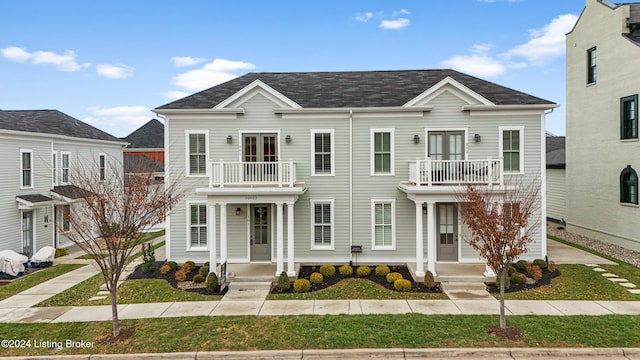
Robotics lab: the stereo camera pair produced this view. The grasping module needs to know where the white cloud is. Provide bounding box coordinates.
[172,56,207,67]
[392,9,411,16]
[163,90,191,100]
[442,54,506,78]
[355,12,373,23]
[379,18,410,30]
[0,46,90,71]
[171,58,256,92]
[84,105,154,137]
[96,63,135,79]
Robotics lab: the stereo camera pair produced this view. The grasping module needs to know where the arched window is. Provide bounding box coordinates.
[620,165,638,205]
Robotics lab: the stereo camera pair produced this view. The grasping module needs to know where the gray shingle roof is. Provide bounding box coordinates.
[52,185,93,200]
[156,69,555,110]
[123,119,164,148]
[0,110,121,142]
[16,194,53,204]
[546,136,565,168]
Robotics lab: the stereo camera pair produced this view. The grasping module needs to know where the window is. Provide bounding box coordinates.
[621,95,638,140]
[61,152,70,184]
[370,129,394,175]
[620,165,638,205]
[499,127,524,173]
[99,153,106,180]
[189,204,207,248]
[372,199,395,249]
[186,131,208,176]
[311,129,334,176]
[587,47,597,84]
[52,151,58,186]
[311,199,334,249]
[20,149,33,188]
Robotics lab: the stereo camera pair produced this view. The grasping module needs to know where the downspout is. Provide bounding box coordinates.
[349,109,353,262]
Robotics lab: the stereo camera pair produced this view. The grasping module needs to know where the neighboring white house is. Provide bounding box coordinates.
[154,69,557,279]
[566,0,640,251]
[546,133,566,223]
[0,110,126,256]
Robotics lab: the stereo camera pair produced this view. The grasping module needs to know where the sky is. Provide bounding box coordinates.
[0,0,585,137]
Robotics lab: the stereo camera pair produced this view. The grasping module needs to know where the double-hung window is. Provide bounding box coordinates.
[52,151,58,186]
[372,199,395,250]
[499,126,524,174]
[371,129,394,175]
[186,131,208,176]
[20,149,33,189]
[311,129,334,176]
[620,166,638,205]
[189,204,207,249]
[587,47,597,84]
[311,199,334,249]
[61,152,71,184]
[621,95,638,140]
[99,153,106,181]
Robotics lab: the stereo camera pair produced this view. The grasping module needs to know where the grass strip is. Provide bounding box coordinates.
[1,314,640,356]
[0,264,84,301]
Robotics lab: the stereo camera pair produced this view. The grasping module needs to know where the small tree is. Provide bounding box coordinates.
[59,155,181,338]
[457,176,540,330]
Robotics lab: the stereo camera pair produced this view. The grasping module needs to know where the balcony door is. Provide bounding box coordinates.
[243,133,278,183]
[428,131,465,160]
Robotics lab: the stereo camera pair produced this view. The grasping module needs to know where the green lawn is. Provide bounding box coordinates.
[2,315,640,356]
[0,264,84,301]
[75,230,165,259]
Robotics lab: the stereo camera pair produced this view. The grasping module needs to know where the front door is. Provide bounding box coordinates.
[250,205,271,261]
[437,204,458,261]
[22,211,34,257]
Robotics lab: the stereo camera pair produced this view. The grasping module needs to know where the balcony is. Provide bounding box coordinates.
[408,158,503,187]
[210,161,297,188]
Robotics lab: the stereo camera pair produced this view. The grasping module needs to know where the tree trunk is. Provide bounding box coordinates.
[110,287,120,337]
[499,268,506,329]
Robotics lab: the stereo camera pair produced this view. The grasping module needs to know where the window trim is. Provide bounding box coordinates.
[587,47,597,85]
[52,151,58,187]
[60,151,71,185]
[371,198,396,250]
[499,126,525,174]
[185,130,209,177]
[99,153,106,181]
[20,149,34,189]
[620,165,638,205]
[310,129,335,176]
[310,198,335,250]
[370,128,395,176]
[187,201,208,250]
[621,94,638,140]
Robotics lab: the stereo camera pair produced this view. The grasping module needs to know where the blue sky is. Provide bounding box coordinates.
[0,0,584,137]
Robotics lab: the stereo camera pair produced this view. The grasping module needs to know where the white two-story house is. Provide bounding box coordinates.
[154,70,556,279]
[0,110,126,257]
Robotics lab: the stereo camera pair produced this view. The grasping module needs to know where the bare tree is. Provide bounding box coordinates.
[457,176,540,330]
[59,155,181,337]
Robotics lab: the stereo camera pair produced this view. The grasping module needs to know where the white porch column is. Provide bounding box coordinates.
[208,204,217,275]
[219,203,228,264]
[426,201,437,276]
[276,202,284,275]
[415,201,425,277]
[287,202,295,276]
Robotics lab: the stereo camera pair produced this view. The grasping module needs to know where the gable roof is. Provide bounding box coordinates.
[123,119,164,148]
[0,110,121,142]
[156,69,555,110]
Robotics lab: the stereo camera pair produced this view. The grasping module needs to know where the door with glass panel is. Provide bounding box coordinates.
[436,204,458,261]
[22,211,34,257]
[428,131,465,183]
[250,205,271,261]
[243,134,277,183]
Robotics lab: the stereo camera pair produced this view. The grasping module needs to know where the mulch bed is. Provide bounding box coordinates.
[485,268,561,293]
[270,264,443,294]
[127,261,220,296]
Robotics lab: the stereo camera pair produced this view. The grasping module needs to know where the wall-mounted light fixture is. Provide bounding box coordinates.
[422,206,428,214]
[413,134,420,144]
[474,133,481,143]
[285,135,291,144]
[236,207,241,216]
[227,135,233,144]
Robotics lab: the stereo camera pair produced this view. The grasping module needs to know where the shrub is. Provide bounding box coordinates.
[375,265,390,277]
[199,266,210,276]
[386,272,403,284]
[356,266,371,276]
[293,279,311,293]
[507,265,516,276]
[515,260,532,275]
[206,272,219,293]
[531,264,540,273]
[548,261,557,272]
[180,263,192,274]
[166,261,179,271]
[532,269,543,281]
[175,270,187,282]
[160,264,171,275]
[533,259,548,269]
[339,265,353,276]
[319,264,336,277]
[510,272,527,284]
[185,261,197,272]
[277,271,291,291]
[141,243,155,273]
[54,248,68,258]
[310,272,324,284]
[394,279,412,292]
[423,271,436,289]
[204,261,210,267]
[193,274,205,283]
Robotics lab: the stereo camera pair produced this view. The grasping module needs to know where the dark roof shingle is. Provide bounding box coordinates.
[123,119,164,148]
[546,136,566,168]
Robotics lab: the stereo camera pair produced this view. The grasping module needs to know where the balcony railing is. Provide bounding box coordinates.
[210,161,296,188]
[408,158,503,186]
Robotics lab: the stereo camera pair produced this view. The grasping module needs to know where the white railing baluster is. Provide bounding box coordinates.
[208,161,297,187]
[408,158,503,187]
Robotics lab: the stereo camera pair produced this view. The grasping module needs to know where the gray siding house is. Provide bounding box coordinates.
[546,134,566,223]
[0,110,125,256]
[154,69,556,279]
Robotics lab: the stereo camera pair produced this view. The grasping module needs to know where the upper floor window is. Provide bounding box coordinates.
[61,152,71,184]
[620,165,638,205]
[311,129,335,176]
[370,129,394,175]
[311,199,334,249]
[52,151,58,186]
[621,95,638,140]
[587,47,597,84]
[189,203,207,249]
[186,131,208,176]
[20,149,33,189]
[99,153,106,180]
[499,127,524,174]
[372,199,395,250]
